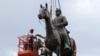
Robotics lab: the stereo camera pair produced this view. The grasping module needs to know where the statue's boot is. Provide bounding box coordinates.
[64,43,71,50]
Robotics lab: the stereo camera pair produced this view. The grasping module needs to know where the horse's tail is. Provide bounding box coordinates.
[71,38,77,56]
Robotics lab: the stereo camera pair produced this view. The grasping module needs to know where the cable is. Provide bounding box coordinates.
[58,0,61,9]
[55,0,57,9]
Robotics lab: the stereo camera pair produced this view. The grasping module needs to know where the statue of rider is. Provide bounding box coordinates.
[52,8,71,51]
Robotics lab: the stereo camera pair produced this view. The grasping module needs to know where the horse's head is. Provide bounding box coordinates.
[38,3,49,19]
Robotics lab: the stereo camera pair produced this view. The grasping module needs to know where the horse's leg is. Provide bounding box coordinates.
[56,46,61,56]
[45,50,48,56]
[48,52,52,56]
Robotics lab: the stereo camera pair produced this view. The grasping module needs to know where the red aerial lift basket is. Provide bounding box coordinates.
[17,35,38,56]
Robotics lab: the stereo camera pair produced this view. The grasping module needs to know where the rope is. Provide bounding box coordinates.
[54,0,62,14]
[39,20,45,29]
[57,0,62,14]
[53,0,55,16]
[50,0,52,18]
[55,0,57,9]
[58,0,61,10]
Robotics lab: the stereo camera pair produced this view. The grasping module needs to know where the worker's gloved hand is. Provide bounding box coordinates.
[41,50,47,55]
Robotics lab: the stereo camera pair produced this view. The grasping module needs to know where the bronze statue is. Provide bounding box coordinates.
[38,3,61,56]
[38,3,77,56]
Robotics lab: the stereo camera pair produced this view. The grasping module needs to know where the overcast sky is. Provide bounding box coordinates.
[0,0,100,56]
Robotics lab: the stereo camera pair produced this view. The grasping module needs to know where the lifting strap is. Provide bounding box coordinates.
[50,0,62,16]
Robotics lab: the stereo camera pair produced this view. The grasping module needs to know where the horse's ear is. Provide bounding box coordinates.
[40,4,42,8]
[45,3,48,8]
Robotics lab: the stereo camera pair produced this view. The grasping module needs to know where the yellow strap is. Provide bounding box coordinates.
[45,47,52,53]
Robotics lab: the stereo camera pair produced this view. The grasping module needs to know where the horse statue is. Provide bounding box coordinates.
[38,3,77,56]
[38,3,61,56]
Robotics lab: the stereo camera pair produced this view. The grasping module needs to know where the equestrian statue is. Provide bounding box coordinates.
[38,3,77,56]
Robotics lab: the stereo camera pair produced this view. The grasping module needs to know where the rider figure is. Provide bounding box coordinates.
[52,8,71,50]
